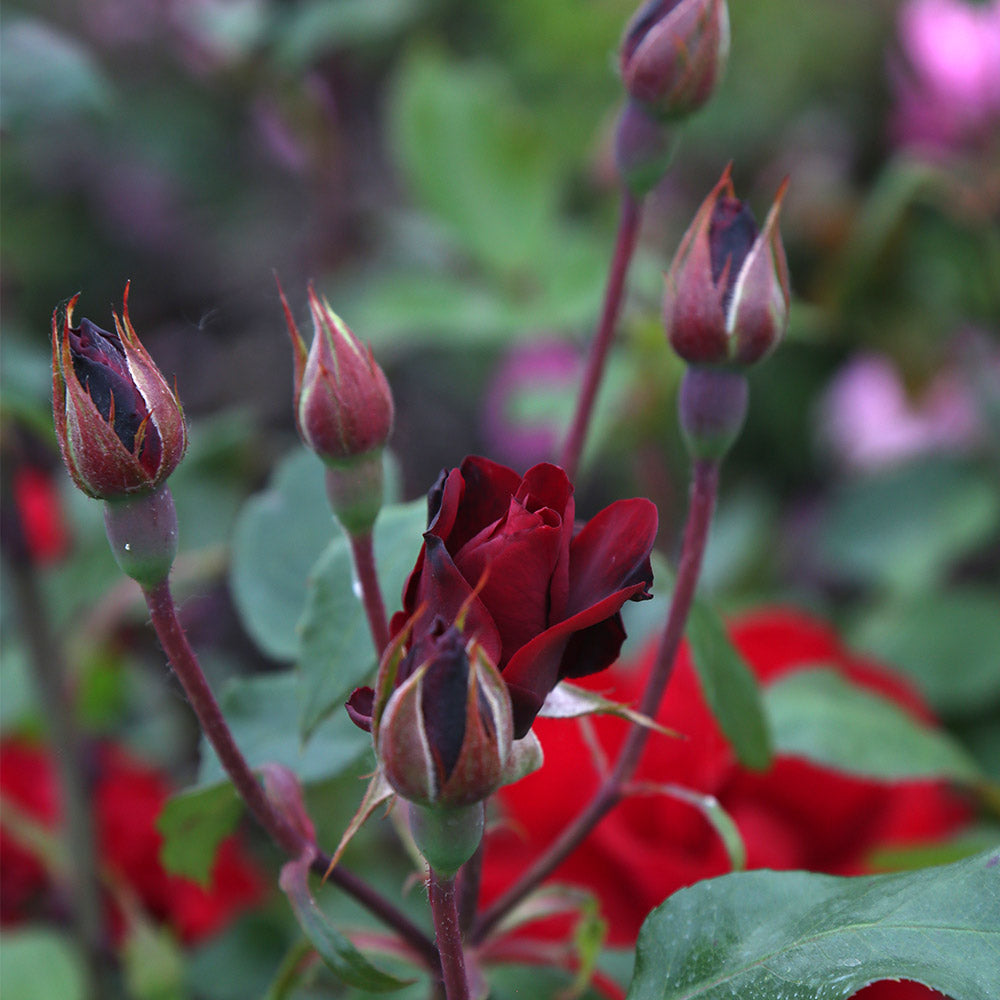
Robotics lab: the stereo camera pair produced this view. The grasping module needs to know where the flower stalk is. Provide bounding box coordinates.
[140,574,440,969]
[560,192,643,481]
[429,867,471,1000]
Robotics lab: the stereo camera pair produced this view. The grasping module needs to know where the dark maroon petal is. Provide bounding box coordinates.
[413,534,503,667]
[565,498,657,618]
[69,319,161,470]
[419,627,470,782]
[559,613,627,679]
[709,197,758,311]
[345,686,375,732]
[454,497,563,663]
[515,463,573,516]
[501,580,651,738]
[621,0,686,63]
[437,456,522,556]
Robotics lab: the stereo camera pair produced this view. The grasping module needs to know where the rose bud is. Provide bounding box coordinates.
[663,164,790,367]
[281,283,394,466]
[390,457,658,739]
[280,283,394,535]
[620,0,730,121]
[376,622,513,810]
[614,99,678,198]
[51,285,187,500]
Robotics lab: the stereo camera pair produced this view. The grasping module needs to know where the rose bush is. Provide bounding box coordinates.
[480,608,970,1000]
[387,456,659,738]
[0,737,264,944]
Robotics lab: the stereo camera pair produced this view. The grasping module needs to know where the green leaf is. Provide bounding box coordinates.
[0,20,113,129]
[685,601,772,771]
[196,672,369,789]
[817,458,1000,594]
[628,848,1000,1000]
[850,588,1000,715]
[0,930,86,1000]
[279,852,413,992]
[298,498,426,738]
[122,919,186,1000]
[764,668,983,783]
[229,448,331,661]
[389,47,560,275]
[157,784,244,884]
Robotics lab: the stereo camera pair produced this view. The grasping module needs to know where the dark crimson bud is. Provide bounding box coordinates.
[664,164,790,367]
[51,285,187,500]
[281,283,394,466]
[375,624,513,810]
[621,0,729,121]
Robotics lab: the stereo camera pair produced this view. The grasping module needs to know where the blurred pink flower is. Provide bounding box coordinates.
[819,352,982,471]
[890,0,1000,153]
[482,339,582,469]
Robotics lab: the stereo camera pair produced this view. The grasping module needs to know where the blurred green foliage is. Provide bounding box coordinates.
[3,0,999,996]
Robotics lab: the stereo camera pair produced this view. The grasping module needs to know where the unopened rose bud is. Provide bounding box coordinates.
[664,164,790,367]
[376,623,513,811]
[620,0,730,121]
[282,284,394,466]
[51,285,187,500]
[281,283,394,535]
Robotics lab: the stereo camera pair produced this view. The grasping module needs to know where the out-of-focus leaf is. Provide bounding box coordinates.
[0,20,113,128]
[628,849,1000,1000]
[685,601,772,771]
[122,919,186,1000]
[0,931,86,1000]
[196,672,369,789]
[158,784,243,885]
[816,458,1000,593]
[279,852,413,992]
[850,588,1000,715]
[389,47,560,276]
[297,499,426,739]
[764,668,983,783]
[229,448,331,661]
[275,0,424,68]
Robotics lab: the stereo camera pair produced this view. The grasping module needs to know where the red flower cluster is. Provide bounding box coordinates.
[481,609,969,998]
[0,738,263,944]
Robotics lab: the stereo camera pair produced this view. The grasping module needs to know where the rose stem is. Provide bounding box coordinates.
[559,192,642,480]
[428,868,471,1000]
[457,840,484,934]
[471,459,720,943]
[349,531,391,655]
[141,578,439,969]
[8,556,109,999]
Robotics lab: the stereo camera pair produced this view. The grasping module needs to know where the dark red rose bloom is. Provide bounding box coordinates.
[0,738,264,944]
[481,609,970,1000]
[388,456,658,738]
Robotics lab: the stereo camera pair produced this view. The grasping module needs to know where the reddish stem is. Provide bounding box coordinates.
[349,531,391,656]
[471,459,720,943]
[560,192,642,480]
[141,578,439,969]
[429,868,470,1000]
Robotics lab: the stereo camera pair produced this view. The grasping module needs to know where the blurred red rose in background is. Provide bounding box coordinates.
[481,609,969,999]
[0,738,263,944]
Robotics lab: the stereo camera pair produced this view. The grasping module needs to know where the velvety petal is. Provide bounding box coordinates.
[559,613,628,680]
[502,581,653,738]
[412,534,503,668]
[565,498,658,618]
[439,456,522,555]
[455,498,563,663]
[345,687,375,733]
